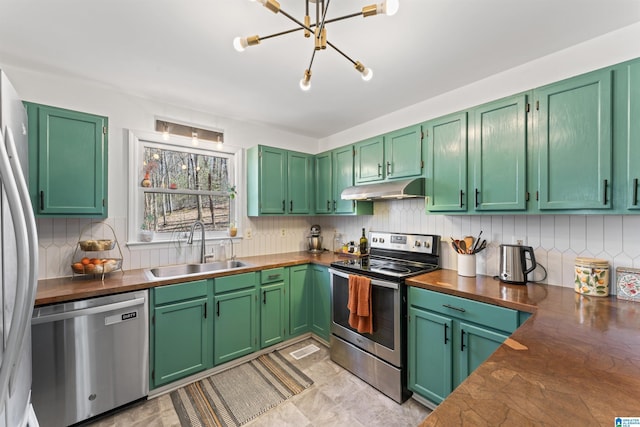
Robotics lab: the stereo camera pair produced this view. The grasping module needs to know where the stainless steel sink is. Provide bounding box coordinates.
[144,259,253,280]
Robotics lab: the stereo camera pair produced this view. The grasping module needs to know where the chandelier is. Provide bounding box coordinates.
[233,0,399,91]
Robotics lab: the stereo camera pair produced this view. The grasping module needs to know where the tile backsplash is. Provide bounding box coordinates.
[38,199,640,294]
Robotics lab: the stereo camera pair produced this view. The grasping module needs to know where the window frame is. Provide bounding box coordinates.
[127,130,242,245]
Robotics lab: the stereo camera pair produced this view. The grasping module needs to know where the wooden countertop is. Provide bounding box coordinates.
[408,269,640,426]
[35,251,342,306]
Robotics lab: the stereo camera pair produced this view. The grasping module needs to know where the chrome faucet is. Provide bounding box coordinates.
[187,220,206,263]
[227,237,235,261]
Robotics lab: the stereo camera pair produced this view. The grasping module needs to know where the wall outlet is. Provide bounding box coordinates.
[281,228,286,237]
[245,228,252,239]
[514,236,526,245]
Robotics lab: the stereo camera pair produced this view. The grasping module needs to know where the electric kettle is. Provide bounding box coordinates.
[499,244,537,284]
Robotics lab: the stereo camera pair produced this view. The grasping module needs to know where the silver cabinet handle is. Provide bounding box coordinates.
[443,303,466,313]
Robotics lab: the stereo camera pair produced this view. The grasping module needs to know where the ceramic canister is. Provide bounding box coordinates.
[574,257,610,297]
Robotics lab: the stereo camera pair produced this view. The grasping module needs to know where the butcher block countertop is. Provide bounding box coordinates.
[407,269,640,426]
[35,251,341,306]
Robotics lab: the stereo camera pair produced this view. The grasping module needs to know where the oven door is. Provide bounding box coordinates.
[329,268,402,367]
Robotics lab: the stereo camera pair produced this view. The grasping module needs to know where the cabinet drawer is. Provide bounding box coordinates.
[409,287,518,333]
[154,280,208,305]
[261,268,286,284]
[215,272,257,294]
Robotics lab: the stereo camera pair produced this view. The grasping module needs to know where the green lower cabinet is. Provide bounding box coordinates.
[150,280,212,389]
[260,282,286,348]
[310,265,331,341]
[288,265,311,338]
[456,322,509,387]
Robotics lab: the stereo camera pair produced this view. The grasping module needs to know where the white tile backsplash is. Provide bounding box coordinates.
[37,198,640,296]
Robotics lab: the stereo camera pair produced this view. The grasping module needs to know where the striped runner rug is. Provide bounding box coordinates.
[170,351,313,427]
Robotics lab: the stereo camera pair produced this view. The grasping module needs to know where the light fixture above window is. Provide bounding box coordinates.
[154,119,224,144]
[233,0,399,91]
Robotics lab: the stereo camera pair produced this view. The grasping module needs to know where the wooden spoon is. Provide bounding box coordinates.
[464,236,474,253]
[458,240,467,254]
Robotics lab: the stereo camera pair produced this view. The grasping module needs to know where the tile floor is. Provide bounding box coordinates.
[87,338,431,427]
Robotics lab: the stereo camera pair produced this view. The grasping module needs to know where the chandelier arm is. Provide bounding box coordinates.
[326,40,357,66]
[259,27,306,41]
[278,8,314,33]
[316,0,332,37]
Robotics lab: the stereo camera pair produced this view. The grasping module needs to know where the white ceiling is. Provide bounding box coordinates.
[1,0,639,138]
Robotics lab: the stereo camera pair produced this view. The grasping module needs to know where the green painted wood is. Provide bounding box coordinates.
[456,322,509,388]
[260,282,286,348]
[288,264,311,337]
[333,145,360,214]
[259,146,288,214]
[154,280,207,305]
[214,272,257,294]
[214,287,257,365]
[25,102,107,217]
[310,265,330,341]
[425,112,468,212]
[473,94,528,211]
[152,295,210,387]
[626,61,640,210]
[384,124,423,180]
[407,306,453,404]
[288,151,312,214]
[355,136,385,183]
[260,267,286,284]
[314,151,333,214]
[536,69,612,209]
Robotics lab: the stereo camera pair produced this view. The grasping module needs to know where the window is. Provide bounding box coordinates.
[127,130,240,244]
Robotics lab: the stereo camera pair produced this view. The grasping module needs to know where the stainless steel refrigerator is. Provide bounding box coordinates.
[0,69,39,427]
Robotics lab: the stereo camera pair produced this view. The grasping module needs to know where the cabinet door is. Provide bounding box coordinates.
[288,265,310,337]
[408,307,453,404]
[456,322,509,388]
[333,145,356,214]
[260,283,285,348]
[355,136,384,183]
[535,70,612,209]
[214,288,256,365]
[425,112,468,212]
[288,151,312,214]
[314,151,333,214]
[259,146,287,214]
[153,297,210,387]
[473,94,528,211]
[626,61,640,210]
[310,265,330,341]
[385,124,423,180]
[28,103,107,216]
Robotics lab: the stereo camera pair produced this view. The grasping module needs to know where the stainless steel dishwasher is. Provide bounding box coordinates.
[31,290,149,427]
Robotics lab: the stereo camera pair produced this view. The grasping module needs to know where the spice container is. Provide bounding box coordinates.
[616,267,640,302]
[574,257,610,297]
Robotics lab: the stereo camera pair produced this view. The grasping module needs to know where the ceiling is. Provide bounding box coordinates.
[1,0,640,139]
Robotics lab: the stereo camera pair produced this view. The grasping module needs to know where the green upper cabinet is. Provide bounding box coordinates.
[354,135,385,183]
[247,145,312,216]
[625,60,640,210]
[471,94,528,211]
[425,112,468,212]
[534,69,613,210]
[384,124,423,180]
[314,145,373,215]
[25,102,107,217]
[354,125,423,184]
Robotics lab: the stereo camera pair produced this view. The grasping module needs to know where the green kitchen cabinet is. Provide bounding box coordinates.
[425,112,468,212]
[247,145,312,216]
[288,264,311,338]
[625,60,640,210]
[259,268,288,348]
[315,145,373,215]
[407,287,520,405]
[534,69,613,210]
[213,272,258,365]
[25,102,108,217]
[354,135,385,183]
[150,280,212,388]
[310,264,331,341]
[471,94,528,211]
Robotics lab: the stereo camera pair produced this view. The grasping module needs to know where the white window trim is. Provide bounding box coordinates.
[126,129,243,247]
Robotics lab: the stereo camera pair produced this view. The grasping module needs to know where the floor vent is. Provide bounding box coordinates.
[290,344,320,360]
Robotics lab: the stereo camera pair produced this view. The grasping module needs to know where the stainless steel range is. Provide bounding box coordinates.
[329,231,441,403]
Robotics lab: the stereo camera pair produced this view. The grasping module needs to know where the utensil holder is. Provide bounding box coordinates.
[458,254,476,277]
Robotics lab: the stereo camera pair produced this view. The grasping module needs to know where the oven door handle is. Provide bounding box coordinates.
[328,268,400,290]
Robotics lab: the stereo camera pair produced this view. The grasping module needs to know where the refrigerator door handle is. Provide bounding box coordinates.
[0,126,32,405]
[5,126,39,393]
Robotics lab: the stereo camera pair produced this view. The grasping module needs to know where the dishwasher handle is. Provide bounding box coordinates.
[32,297,146,325]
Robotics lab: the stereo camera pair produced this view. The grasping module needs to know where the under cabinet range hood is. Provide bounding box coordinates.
[341,178,425,201]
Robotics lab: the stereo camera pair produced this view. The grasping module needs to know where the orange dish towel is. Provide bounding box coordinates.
[347,275,373,334]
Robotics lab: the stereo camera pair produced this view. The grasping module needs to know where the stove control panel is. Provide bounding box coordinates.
[369,232,440,255]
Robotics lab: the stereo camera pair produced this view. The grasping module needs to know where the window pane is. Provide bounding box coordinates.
[144,193,230,233]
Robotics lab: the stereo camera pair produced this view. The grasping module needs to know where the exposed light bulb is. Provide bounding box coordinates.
[299,69,312,91]
[381,0,399,16]
[233,36,248,52]
[361,67,373,82]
